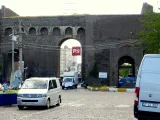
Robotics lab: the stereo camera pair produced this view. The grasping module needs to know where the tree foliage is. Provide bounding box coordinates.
[119,68,130,77]
[137,13,160,53]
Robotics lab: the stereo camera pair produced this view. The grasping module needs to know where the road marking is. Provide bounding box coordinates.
[69,103,84,107]
[63,116,107,119]
[114,104,130,108]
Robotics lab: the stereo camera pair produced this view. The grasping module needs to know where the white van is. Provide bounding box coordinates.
[62,77,78,89]
[134,54,160,120]
[17,77,61,110]
[62,72,79,89]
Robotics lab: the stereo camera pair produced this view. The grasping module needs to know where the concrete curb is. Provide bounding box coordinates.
[87,86,135,92]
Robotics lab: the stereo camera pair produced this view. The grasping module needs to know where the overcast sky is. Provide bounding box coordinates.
[0,0,159,16]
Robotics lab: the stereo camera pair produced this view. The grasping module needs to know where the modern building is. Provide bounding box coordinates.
[60,45,75,74]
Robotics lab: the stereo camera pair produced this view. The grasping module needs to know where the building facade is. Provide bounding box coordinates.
[60,45,75,74]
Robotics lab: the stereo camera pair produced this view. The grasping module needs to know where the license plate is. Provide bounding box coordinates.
[142,102,158,108]
[24,102,29,105]
[24,102,33,105]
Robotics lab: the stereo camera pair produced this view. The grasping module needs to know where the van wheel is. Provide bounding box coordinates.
[72,85,75,89]
[56,97,61,106]
[18,106,24,110]
[46,99,50,109]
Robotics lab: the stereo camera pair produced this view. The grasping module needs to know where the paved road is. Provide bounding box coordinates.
[0,88,136,120]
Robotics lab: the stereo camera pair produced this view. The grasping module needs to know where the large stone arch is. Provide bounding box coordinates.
[109,45,143,86]
[57,37,83,77]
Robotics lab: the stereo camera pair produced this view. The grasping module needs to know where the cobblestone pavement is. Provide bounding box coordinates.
[0,88,137,120]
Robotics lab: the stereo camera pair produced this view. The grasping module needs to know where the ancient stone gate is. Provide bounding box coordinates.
[0,15,144,86]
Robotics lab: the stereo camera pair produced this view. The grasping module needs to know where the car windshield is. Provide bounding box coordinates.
[21,80,48,89]
[63,78,73,82]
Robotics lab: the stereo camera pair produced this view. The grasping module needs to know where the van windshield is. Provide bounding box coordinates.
[21,80,48,89]
[63,78,73,82]
[142,57,160,72]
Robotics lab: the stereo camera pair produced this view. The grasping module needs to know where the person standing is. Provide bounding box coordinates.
[2,81,10,93]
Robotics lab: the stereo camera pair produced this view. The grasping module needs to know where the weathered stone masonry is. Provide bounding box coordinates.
[0,14,144,86]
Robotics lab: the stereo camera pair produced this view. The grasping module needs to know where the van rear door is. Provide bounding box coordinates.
[139,56,160,113]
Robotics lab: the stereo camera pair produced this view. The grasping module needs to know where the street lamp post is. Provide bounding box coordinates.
[18,20,23,82]
[12,29,15,75]
[10,28,18,85]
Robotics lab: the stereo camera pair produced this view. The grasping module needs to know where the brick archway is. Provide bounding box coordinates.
[57,38,82,77]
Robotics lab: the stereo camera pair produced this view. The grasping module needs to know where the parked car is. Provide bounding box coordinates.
[134,54,160,120]
[62,77,78,89]
[118,76,136,87]
[17,77,61,110]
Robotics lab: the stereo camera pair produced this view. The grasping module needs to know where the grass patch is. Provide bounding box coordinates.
[0,90,18,94]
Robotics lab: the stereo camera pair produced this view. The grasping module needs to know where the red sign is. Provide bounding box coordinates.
[72,47,81,56]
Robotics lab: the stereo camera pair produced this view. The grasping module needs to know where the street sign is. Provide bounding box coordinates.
[11,35,17,41]
[99,72,107,78]
[72,47,81,56]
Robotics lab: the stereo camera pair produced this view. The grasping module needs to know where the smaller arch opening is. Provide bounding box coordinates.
[77,27,85,35]
[29,27,36,35]
[40,27,48,36]
[118,56,135,87]
[5,28,12,36]
[53,27,60,36]
[65,27,73,36]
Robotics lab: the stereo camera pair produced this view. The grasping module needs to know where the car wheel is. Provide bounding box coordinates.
[46,99,50,109]
[62,87,64,89]
[18,105,24,110]
[56,97,61,106]
[72,85,75,89]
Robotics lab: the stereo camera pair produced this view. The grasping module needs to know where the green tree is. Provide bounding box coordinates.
[119,68,130,77]
[137,13,160,53]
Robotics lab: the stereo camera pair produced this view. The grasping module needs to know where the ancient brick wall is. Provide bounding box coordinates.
[0,15,143,85]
